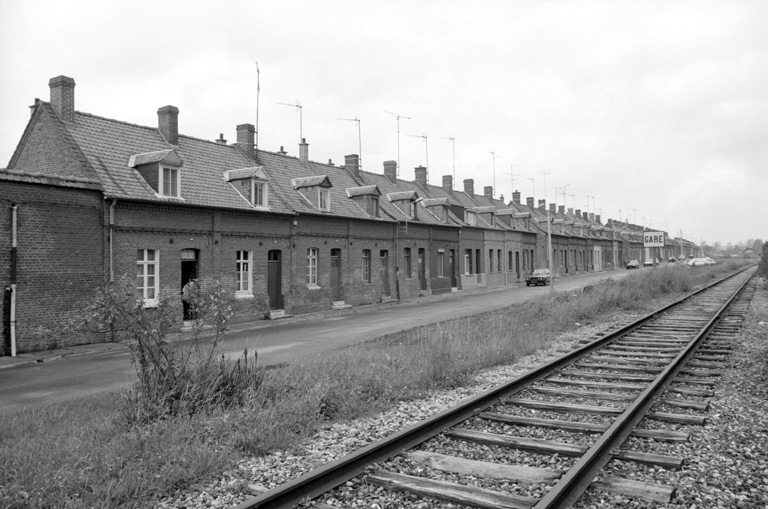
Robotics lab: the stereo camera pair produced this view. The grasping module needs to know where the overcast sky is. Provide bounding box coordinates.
[1,0,766,246]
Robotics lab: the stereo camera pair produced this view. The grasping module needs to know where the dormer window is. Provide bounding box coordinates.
[465,211,477,226]
[224,166,269,208]
[129,149,184,200]
[319,188,330,211]
[409,200,418,220]
[347,185,382,218]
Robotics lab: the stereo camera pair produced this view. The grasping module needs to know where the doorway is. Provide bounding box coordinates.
[417,248,427,291]
[180,249,198,321]
[379,250,390,297]
[330,248,342,301]
[449,249,457,288]
[267,250,283,309]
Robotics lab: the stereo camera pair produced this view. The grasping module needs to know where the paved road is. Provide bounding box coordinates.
[0,269,632,414]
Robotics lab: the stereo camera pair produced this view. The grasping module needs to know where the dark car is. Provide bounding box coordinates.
[626,260,640,269]
[526,268,551,286]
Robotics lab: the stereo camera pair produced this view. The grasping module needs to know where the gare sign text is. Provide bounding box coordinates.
[643,231,665,248]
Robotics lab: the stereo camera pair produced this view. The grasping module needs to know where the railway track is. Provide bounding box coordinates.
[235,266,758,509]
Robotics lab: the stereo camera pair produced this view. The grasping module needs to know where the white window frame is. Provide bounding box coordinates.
[159,165,180,198]
[362,249,371,283]
[465,211,477,226]
[253,179,268,208]
[409,200,418,219]
[318,188,331,211]
[236,250,253,298]
[307,248,319,287]
[137,249,159,307]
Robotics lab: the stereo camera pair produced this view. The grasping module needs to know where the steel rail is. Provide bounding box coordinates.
[534,267,755,508]
[234,265,755,509]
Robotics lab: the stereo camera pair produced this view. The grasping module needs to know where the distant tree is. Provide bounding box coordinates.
[753,239,764,253]
[760,242,768,279]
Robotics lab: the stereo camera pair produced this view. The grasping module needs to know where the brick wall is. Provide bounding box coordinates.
[0,181,106,353]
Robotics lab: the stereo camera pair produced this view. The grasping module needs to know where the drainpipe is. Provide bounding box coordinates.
[10,204,18,356]
[109,199,116,282]
[394,222,401,301]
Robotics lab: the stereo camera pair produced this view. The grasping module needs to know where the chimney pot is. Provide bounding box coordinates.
[442,175,453,194]
[215,133,227,144]
[484,186,494,199]
[49,76,76,122]
[236,124,255,159]
[415,166,428,188]
[158,105,180,145]
[345,154,360,178]
[463,178,474,196]
[278,146,287,155]
[299,138,309,163]
[383,160,397,183]
[328,159,334,166]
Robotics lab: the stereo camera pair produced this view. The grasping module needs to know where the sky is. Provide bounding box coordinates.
[1,0,766,246]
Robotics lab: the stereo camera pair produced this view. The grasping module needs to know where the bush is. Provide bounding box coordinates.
[68,276,262,423]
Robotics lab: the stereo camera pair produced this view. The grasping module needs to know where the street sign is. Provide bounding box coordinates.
[644,231,665,247]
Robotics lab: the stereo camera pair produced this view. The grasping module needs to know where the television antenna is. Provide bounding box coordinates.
[407,133,429,183]
[386,111,410,175]
[507,164,523,199]
[442,137,456,180]
[338,117,362,170]
[277,101,303,141]
[490,152,499,195]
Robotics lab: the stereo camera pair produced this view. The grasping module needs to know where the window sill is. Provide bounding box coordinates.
[235,293,254,299]
[306,284,321,290]
[143,299,159,308]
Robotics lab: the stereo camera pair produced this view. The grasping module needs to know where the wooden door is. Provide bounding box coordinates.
[449,249,457,287]
[379,250,390,296]
[267,250,283,309]
[330,248,342,301]
[418,248,427,290]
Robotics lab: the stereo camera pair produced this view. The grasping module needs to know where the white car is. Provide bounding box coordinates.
[688,257,715,267]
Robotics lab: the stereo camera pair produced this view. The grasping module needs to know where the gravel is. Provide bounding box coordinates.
[159,279,768,509]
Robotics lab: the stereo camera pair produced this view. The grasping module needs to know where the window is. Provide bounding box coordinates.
[319,188,331,211]
[160,166,180,197]
[307,248,318,286]
[465,249,473,275]
[404,248,412,278]
[498,250,502,272]
[465,211,477,226]
[489,249,494,273]
[362,249,371,283]
[438,250,445,278]
[409,200,418,220]
[370,197,380,217]
[254,181,267,207]
[236,250,252,296]
[137,249,158,306]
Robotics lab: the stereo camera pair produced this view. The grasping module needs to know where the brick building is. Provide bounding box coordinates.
[2,75,681,354]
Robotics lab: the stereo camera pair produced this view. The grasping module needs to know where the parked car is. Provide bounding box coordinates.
[626,260,640,269]
[668,257,677,263]
[526,268,551,286]
[688,257,715,267]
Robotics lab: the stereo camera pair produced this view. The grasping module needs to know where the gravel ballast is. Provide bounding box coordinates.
[160,279,768,509]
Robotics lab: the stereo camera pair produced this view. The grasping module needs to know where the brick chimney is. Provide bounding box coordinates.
[549,203,556,214]
[158,106,179,145]
[595,214,601,223]
[558,205,565,214]
[526,197,534,208]
[442,175,453,194]
[538,199,546,210]
[484,186,493,199]
[299,138,309,163]
[383,160,397,183]
[463,179,474,196]
[49,76,75,122]
[589,213,595,221]
[277,146,287,156]
[236,124,255,159]
[568,208,573,215]
[345,154,360,178]
[575,209,581,217]
[415,166,428,188]
[215,133,227,144]
[512,191,521,204]
[583,211,589,220]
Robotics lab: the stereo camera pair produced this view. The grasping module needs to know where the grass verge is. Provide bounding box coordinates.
[0,261,752,508]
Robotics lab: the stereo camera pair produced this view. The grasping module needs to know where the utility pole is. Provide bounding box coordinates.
[386,111,410,176]
[338,117,362,170]
[540,171,554,293]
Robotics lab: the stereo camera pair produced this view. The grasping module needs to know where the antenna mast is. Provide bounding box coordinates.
[407,134,429,183]
[386,111,410,176]
[490,151,499,195]
[278,101,303,141]
[442,137,456,180]
[255,62,260,150]
[338,117,362,170]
